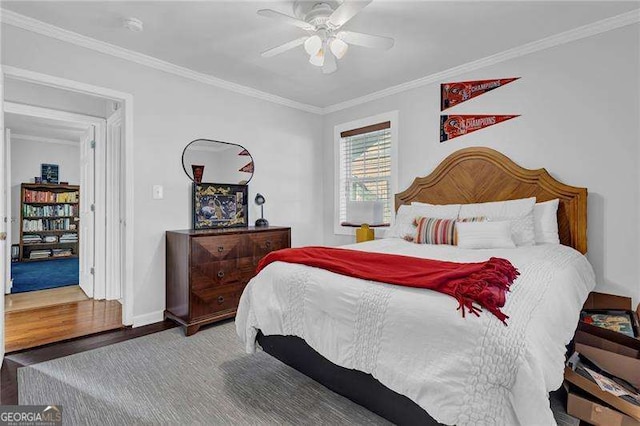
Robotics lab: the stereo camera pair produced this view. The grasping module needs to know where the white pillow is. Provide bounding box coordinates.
[458,197,536,246]
[385,202,461,239]
[534,199,560,244]
[385,205,417,239]
[457,221,516,249]
[411,201,461,219]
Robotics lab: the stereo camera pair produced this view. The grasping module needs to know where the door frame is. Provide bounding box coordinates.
[2,66,135,326]
[4,128,11,295]
[5,102,105,299]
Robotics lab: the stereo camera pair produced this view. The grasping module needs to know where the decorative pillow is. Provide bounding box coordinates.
[458,197,536,246]
[411,202,461,219]
[413,216,484,245]
[413,217,457,245]
[534,199,560,244]
[457,221,516,249]
[385,202,461,239]
[385,204,417,239]
[508,213,536,246]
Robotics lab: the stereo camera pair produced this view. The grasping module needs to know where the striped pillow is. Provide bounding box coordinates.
[413,216,484,245]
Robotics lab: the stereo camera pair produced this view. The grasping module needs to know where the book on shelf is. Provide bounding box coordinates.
[52,248,73,258]
[59,233,78,243]
[23,218,77,232]
[22,235,43,244]
[29,249,51,259]
[23,189,78,203]
[23,204,78,217]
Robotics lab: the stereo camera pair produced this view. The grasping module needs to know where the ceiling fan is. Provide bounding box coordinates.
[258,0,394,74]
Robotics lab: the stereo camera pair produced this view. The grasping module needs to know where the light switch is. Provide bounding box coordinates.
[153,185,164,200]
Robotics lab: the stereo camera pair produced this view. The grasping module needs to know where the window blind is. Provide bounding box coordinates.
[339,121,392,225]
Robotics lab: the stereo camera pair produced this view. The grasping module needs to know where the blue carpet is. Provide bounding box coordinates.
[11,258,79,293]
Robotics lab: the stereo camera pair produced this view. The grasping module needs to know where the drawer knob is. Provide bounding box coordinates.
[218,246,224,252]
[217,296,224,304]
[217,270,225,278]
[265,241,272,249]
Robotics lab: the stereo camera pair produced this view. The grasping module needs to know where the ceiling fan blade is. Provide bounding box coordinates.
[261,37,308,58]
[328,0,372,28]
[322,50,337,74]
[338,31,394,49]
[257,9,315,31]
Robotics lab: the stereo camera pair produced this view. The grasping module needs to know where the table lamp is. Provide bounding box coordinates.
[255,193,269,227]
[342,201,388,242]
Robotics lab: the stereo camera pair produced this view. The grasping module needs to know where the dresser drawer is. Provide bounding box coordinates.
[244,231,290,262]
[190,258,253,290]
[191,235,244,263]
[190,283,245,320]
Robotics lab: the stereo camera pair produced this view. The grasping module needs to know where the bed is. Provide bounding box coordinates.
[236,147,595,425]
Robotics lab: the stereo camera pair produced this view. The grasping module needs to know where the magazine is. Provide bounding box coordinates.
[581,311,636,338]
[584,367,633,397]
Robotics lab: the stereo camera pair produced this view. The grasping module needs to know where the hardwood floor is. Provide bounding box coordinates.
[5,299,123,353]
[5,286,89,313]
[1,320,178,405]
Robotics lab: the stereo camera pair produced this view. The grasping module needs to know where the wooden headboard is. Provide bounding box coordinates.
[395,147,588,253]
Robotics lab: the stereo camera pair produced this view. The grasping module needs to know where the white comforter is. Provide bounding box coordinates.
[236,239,595,425]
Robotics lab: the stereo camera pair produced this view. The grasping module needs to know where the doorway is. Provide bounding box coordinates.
[0,68,134,356]
[6,113,92,298]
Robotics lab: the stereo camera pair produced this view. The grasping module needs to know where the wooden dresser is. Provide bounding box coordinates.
[165,226,291,335]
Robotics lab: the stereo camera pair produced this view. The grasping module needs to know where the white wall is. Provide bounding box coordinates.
[4,20,639,317]
[5,78,109,118]
[10,137,80,244]
[322,25,640,303]
[2,25,324,324]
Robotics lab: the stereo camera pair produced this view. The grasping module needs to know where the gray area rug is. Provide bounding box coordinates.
[19,321,577,425]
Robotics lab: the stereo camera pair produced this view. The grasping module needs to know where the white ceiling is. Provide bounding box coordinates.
[3,1,637,108]
[5,113,87,143]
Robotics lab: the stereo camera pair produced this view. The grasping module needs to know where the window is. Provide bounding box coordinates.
[335,113,397,235]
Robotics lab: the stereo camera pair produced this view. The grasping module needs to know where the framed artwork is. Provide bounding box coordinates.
[193,183,248,229]
[41,164,59,184]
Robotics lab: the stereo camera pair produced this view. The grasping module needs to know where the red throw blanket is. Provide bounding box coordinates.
[257,247,519,324]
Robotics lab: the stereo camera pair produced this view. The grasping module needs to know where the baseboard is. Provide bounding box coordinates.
[132,310,164,328]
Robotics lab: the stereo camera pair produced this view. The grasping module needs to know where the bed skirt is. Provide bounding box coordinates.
[256,331,442,426]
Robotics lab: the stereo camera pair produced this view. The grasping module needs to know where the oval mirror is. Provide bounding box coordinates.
[182,139,254,185]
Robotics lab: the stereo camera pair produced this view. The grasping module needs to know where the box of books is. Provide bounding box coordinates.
[567,390,640,426]
[575,292,640,357]
[565,350,640,422]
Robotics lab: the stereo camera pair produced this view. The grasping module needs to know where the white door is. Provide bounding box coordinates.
[4,128,11,295]
[105,108,123,300]
[79,125,95,298]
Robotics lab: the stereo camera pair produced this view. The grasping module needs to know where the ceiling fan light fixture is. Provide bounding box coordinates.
[329,37,348,59]
[309,49,325,67]
[304,35,323,56]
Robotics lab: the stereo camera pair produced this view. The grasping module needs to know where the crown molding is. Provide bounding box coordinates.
[11,133,79,147]
[0,9,324,115]
[323,8,640,114]
[2,8,638,116]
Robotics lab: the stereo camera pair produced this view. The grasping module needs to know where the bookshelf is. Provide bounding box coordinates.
[19,183,80,262]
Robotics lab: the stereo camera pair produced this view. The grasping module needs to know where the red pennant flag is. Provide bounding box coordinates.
[440,115,519,142]
[239,161,254,173]
[238,149,251,156]
[441,78,519,111]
